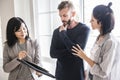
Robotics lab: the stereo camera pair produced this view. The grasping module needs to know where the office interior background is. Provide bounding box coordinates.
[0,0,120,80]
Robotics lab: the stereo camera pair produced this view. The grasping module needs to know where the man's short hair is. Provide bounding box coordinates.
[58,1,74,11]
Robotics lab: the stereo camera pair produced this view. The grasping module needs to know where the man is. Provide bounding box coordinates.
[50,1,90,80]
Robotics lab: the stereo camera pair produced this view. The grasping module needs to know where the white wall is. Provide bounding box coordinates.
[0,0,15,42]
[0,0,15,58]
[0,17,2,58]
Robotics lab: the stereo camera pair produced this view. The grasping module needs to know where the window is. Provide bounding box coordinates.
[34,0,61,79]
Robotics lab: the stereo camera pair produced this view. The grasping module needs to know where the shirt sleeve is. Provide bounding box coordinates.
[3,44,20,73]
[50,29,70,58]
[34,39,41,66]
[90,39,117,78]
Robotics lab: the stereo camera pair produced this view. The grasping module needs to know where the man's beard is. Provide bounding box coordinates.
[62,19,71,27]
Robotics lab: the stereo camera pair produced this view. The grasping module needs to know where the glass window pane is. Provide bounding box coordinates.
[37,0,50,13]
[50,0,61,12]
[38,36,51,57]
[38,14,51,35]
[50,12,61,32]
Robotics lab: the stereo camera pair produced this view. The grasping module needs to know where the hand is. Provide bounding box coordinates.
[71,44,86,59]
[59,25,67,32]
[36,71,42,77]
[72,44,95,67]
[18,51,27,59]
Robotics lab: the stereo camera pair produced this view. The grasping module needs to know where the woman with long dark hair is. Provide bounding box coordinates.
[3,17,41,80]
[72,2,120,80]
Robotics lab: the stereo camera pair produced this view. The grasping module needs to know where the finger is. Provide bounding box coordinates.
[72,53,77,55]
[72,53,79,57]
[22,51,27,56]
[61,25,64,28]
[76,44,83,51]
[76,44,81,50]
[71,49,78,53]
[72,46,79,51]
[64,25,67,28]
[19,57,22,60]
[59,26,64,32]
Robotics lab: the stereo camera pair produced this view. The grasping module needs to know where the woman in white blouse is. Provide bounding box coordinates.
[72,2,120,80]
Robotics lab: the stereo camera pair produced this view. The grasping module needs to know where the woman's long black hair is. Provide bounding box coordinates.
[6,17,29,47]
[93,2,115,35]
